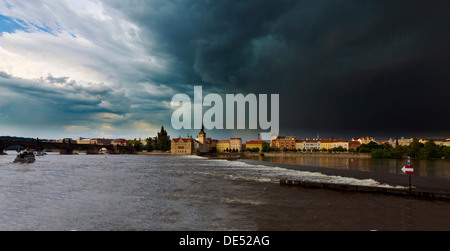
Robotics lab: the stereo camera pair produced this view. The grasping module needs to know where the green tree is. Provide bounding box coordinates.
[157,135,171,152]
[409,138,422,158]
[332,146,346,152]
[391,145,407,159]
[145,137,155,151]
[262,142,270,152]
[128,139,143,152]
[358,141,380,153]
[151,126,171,152]
[442,146,450,158]
[422,140,440,159]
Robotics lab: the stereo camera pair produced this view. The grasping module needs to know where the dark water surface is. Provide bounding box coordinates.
[244,154,450,178]
[1,154,450,230]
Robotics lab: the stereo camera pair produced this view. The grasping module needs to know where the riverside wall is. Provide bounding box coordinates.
[243,152,371,159]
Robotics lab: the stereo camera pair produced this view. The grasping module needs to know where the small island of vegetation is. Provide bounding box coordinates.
[358,138,450,160]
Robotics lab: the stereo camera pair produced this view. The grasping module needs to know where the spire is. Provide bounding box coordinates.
[198,124,206,144]
[199,123,206,136]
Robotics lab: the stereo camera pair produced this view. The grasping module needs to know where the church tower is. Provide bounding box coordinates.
[198,124,206,144]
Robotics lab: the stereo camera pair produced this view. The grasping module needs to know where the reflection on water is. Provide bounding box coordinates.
[1,153,450,230]
[244,155,450,178]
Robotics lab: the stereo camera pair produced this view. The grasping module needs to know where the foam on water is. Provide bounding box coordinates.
[178,155,209,160]
[198,158,396,188]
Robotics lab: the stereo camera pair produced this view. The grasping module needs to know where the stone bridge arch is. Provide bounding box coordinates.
[0,139,137,155]
[0,141,43,153]
[3,144,26,152]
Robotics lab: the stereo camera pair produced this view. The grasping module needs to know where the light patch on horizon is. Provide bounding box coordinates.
[94,113,128,121]
[132,120,159,134]
[63,125,91,132]
[100,123,114,131]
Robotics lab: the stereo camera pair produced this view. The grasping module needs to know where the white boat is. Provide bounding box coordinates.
[14,151,36,163]
[34,151,47,156]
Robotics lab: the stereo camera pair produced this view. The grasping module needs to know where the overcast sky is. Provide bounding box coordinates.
[0,0,449,141]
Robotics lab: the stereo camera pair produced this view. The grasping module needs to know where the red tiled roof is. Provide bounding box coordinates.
[297,140,320,143]
[320,139,346,143]
[113,139,128,143]
[246,140,265,145]
[173,138,193,143]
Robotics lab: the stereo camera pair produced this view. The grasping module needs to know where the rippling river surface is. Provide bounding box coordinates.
[1,153,450,231]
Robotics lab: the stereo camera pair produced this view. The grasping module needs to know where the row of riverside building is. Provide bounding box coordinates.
[171,126,254,155]
[170,130,364,155]
[269,136,450,151]
[271,136,363,151]
[170,126,391,155]
[172,128,450,155]
[53,138,134,146]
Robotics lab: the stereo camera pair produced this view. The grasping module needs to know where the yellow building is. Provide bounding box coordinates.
[320,140,334,150]
[246,140,265,151]
[230,138,243,152]
[77,138,91,145]
[332,141,349,150]
[171,138,194,155]
[320,140,349,151]
[437,140,450,147]
[295,141,304,150]
[216,140,230,152]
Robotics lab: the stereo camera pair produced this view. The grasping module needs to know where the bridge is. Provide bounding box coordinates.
[0,139,137,155]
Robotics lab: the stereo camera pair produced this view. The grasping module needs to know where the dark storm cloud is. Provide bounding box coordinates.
[106,0,450,138]
[106,0,296,86]
[0,0,446,139]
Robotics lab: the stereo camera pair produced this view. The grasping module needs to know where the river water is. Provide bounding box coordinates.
[1,153,450,231]
[245,154,450,178]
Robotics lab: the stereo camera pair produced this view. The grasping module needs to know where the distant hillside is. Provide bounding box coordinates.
[0,136,48,142]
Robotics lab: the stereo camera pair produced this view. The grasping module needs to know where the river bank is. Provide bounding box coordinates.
[136,151,172,156]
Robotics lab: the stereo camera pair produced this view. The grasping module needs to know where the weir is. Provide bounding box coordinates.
[280,179,450,202]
